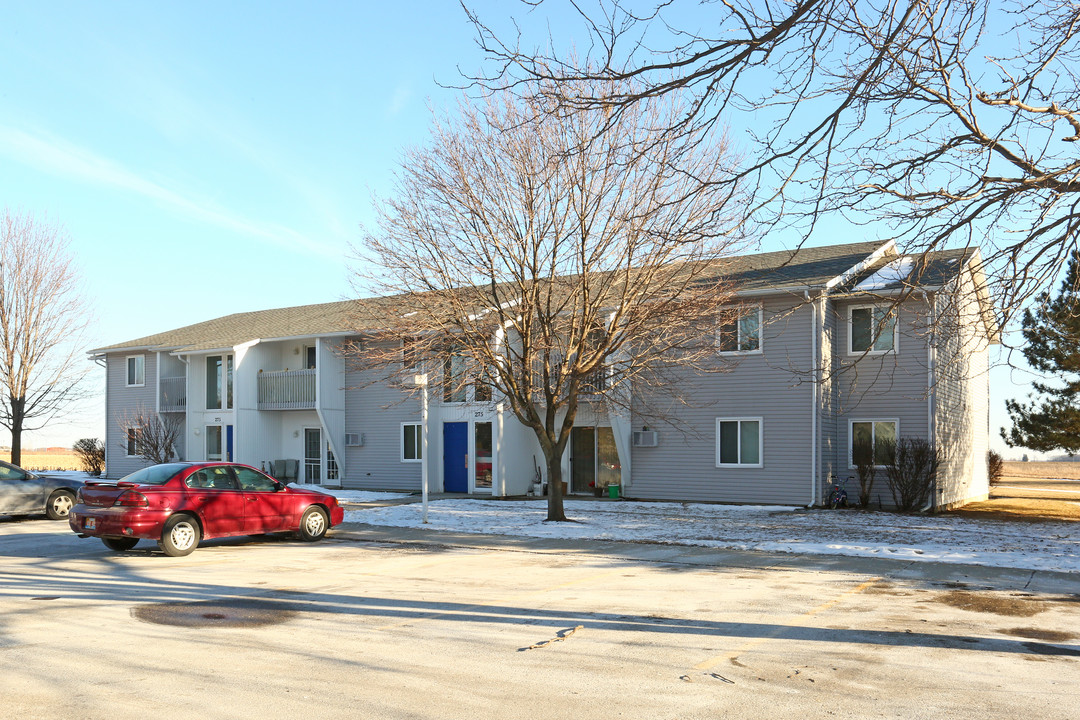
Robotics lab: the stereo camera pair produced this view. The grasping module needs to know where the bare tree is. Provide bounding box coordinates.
[468,0,1080,324]
[72,437,105,476]
[116,405,183,466]
[0,210,90,466]
[351,82,747,521]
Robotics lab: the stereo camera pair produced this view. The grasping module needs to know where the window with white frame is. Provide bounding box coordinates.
[402,423,423,462]
[849,305,896,354]
[126,355,145,387]
[849,420,898,467]
[716,418,763,467]
[125,427,141,457]
[717,306,762,353]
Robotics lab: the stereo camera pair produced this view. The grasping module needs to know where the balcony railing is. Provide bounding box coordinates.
[160,376,187,412]
[580,368,607,396]
[258,369,316,410]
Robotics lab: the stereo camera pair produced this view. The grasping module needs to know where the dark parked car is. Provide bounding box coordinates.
[0,460,84,520]
[69,462,346,556]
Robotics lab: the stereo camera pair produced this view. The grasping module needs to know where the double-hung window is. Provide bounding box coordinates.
[718,306,762,353]
[716,418,763,467]
[849,306,896,354]
[126,355,145,387]
[401,423,423,462]
[849,420,897,467]
[125,427,141,457]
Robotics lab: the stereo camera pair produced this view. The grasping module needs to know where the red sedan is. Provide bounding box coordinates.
[69,462,345,556]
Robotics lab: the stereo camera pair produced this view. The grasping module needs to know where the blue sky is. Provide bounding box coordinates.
[0,1,1040,457]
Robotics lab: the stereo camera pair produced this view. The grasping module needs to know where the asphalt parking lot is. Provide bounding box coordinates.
[1,517,1078,719]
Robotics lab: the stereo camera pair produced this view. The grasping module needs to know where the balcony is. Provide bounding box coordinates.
[580,368,607,396]
[258,369,316,410]
[160,377,187,412]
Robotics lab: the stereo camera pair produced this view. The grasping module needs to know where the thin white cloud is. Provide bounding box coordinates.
[0,124,340,258]
[386,84,412,118]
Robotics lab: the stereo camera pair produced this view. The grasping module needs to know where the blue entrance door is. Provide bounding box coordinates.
[226,425,234,462]
[443,422,468,493]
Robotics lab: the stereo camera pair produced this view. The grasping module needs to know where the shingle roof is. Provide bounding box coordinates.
[90,240,977,355]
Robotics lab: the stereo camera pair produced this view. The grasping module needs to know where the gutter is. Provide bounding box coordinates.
[806,290,817,507]
[921,289,937,512]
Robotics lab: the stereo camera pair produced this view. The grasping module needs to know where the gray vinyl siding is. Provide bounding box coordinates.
[104,352,157,479]
[629,295,816,504]
[933,276,991,507]
[831,297,931,508]
[818,296,838,498]
[342,349,423,491]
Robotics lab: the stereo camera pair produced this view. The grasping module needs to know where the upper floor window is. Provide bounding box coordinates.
[206,355,234,410]
[126,355,145,387]
[305,346,317,370]
[849,306,896,354]
[443,354,467,403]
[718,306,762,353]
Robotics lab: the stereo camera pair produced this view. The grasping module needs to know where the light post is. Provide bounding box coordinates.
[414,373,430,523]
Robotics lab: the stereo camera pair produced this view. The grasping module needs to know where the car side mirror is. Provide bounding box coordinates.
[274,481,287,492]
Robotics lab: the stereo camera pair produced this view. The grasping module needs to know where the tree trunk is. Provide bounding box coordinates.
[545,451,567,522]
[9,397,24,467]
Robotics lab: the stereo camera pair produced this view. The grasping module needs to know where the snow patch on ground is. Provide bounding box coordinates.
[344,498,1080,573]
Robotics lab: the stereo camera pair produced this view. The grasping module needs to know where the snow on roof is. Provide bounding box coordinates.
[854,256,916,291]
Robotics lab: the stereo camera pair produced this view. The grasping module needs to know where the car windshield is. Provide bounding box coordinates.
[117,464,188,486]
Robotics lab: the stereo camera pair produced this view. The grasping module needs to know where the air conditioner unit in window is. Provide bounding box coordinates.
[632,430,658,447]
[345,433,364,447]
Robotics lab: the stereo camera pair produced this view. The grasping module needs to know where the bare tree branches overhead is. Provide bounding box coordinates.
[0,210,91,466]
[466,0,1080,322]
[350,81,747,520]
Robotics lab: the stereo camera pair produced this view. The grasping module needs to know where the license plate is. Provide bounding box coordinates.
[85,517,96,530]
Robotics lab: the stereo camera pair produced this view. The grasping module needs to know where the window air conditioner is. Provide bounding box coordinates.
[632,431,658,447]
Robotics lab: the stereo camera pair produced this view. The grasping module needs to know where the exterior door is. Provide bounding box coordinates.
[443,422,468,493]
[571,426,621,494]
[206,425,222,461]
[304,428,322,484]
[571,427,596,494]
[474,422,493,493]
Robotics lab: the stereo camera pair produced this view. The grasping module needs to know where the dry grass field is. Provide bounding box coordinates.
[952,461,1080,522]
[1,448,81,472]
[1001,461,1080,480]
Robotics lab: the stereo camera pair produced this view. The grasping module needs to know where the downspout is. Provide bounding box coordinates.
[921,290,937,511]
[806,291,817,507]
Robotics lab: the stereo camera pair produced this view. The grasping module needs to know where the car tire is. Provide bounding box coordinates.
[298,506,329,542]
[46,490,75,520]
[159,515,201,557]
[102,537,139,552]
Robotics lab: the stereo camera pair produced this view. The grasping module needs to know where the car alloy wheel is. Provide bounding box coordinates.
[160,515,201,557]
[46,491,75,520]
[298,507,328,541]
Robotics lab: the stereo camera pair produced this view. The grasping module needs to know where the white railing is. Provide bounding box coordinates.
[580,368,607,396]
[258,369,316,410]
[160,376,187,412]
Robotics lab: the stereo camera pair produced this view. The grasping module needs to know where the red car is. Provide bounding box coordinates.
[69,462,345,556]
